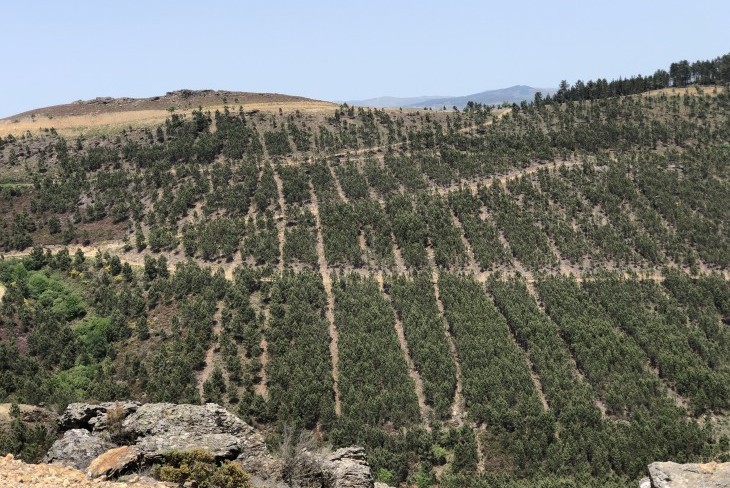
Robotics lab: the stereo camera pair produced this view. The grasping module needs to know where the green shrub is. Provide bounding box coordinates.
[151,449,251,488]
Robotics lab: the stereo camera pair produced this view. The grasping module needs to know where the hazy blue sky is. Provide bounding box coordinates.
[2,0,728,117]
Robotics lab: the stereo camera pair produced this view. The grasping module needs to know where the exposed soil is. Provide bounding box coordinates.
[257,336,270,401]
[0,454,166,487]
[427,247,465,425]
[0,404,55,427]
[196,303,223,398]
[309,182,342,416]
[450,212,480,274]
[0,90,335,137]
[4,90,328,120]
[273,170,287,272]
[377,272,431,427]
[248,291,269,400]
[328,161,349,203]
[434,159,585,197]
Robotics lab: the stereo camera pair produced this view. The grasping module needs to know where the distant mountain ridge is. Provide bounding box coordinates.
[343,95,451,109]
[347,85,556,109]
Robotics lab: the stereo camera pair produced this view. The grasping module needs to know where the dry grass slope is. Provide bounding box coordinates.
[0,90,336,137]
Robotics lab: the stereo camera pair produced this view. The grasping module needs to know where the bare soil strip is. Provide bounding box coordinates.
[427,247,465,425]
[247,290,269,400]
[474,426,486,473]
[327,162,349,203]
[367,185,407,274]
[391,236,407,275]
[434,159,584,197]
[273,168,287,272]
[309,182,342,416]
[490,212,535,282]
[526,281,611,417]
[197,303,223,398]
[2,243,724,286]
[377,271,431,427]
[450,211,480,274]
[483,279,549,411]
[518,343,549,410]
[358,231,370,267]
[257,336,270,400]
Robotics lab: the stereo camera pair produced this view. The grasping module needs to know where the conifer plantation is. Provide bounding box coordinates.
[0,53,728,486]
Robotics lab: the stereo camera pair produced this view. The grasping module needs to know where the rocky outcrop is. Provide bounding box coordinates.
[322,447,374,488]
[643,461,730,487]
[43,428,115,470]
[44,402,376,487]
[46,402,279,482]
[119,403,277,476]
[45,402,377,487]
[57,401,140,431]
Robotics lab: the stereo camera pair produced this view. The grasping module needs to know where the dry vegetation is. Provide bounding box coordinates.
[0,90,336,138]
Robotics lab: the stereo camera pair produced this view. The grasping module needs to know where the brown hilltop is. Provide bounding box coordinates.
[0,89,336,137]
[5,90,327,119]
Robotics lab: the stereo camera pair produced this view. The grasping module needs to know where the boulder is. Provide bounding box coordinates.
[58,401,140,431]
[86,445,141,479]
[646,461,730,488]
[47,401,374,486]
[121,403,258,440]
[323,447,374,488]
[120,402,277,475]
[136,432,242,461]
[44,428,115,470]
[51,402,280,481]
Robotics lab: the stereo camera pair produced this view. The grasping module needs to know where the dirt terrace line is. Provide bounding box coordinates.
[426,246,465,426]
[377,271,431,428]
[308,182,342,416]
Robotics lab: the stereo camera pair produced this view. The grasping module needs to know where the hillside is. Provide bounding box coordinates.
[0,55,729,487]
[0,90,335,138]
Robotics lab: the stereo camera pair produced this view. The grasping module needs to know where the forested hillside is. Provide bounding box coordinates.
[0,54,728,487]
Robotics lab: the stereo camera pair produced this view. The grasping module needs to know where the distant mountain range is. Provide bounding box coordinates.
[346,85,556,109]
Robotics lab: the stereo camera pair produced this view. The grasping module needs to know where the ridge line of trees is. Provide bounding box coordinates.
[545,52,730,104]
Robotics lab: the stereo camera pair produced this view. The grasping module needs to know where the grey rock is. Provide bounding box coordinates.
[647,461,730,488]
[323,447,374,488]
[121,403,257,440]
[48,402,373,487]
[58,401,140,431]
[117,402,279,477]
[136,432,242,461]
[43,428,115,470]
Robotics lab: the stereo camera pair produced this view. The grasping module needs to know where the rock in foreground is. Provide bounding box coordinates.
[44,402,376,487]
[644,461,730,488]
[0,453,166,487]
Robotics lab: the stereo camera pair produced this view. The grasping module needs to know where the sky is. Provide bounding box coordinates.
[1,0,728,117]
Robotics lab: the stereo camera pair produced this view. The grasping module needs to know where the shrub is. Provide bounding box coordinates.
[151,449,251,488]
